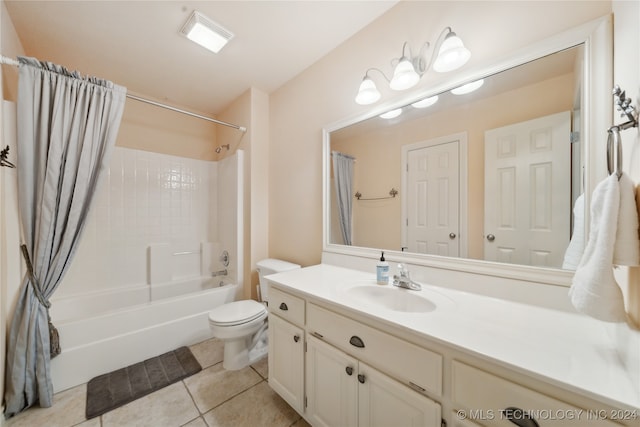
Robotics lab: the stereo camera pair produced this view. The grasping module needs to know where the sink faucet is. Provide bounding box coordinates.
[393,264,422,291]
[211,269,228,277]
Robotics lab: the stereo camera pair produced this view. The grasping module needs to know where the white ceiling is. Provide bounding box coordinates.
[5,1,398,115]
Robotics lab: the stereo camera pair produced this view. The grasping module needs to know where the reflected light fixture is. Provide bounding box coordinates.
[180,10,234,54]
[379,108,403,119]
[451,79,485,95]
[411,95,439,109]
[355,27,470,105]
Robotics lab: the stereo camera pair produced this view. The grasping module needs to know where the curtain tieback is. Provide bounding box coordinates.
[19,244,61,358]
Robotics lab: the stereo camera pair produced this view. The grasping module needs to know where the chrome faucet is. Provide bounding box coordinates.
[392,264,422,291]
[211,269,228,277]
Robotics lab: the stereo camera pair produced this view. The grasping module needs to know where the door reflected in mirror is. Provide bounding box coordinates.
[329,45,584,270]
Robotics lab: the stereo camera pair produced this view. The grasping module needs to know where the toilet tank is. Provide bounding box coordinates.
[256,259,300,303]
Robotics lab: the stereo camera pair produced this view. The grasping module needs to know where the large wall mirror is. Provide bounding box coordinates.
[323,16,612,286]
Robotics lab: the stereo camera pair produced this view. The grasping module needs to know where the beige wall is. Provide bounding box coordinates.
[269,1,611,267]
[332,73,575,259]
[117,98,218,160]
[217,87,269,300]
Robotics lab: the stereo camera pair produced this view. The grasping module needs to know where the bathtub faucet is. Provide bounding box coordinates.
[211,269,228,277]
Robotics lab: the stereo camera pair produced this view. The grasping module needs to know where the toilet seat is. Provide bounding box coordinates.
[208,300,267,327]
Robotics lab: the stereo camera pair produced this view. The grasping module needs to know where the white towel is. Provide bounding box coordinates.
[569,174,626,322]
[562,194,585,270]
[613,173,640,266]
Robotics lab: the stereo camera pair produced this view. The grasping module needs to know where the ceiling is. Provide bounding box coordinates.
[4,1,398,115]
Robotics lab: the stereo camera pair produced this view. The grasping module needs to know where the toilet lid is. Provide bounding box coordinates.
[208,300,267,326]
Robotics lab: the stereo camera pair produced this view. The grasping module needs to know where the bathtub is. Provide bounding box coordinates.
[50,278,239,392]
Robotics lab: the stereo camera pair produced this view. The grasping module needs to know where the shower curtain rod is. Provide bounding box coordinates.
[0,55,247,133]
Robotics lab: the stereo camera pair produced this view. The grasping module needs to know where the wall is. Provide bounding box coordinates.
[218,87,270,300]
[269,1,611,268]
[332,73,575,257]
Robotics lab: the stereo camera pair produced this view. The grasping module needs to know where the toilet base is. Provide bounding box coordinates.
[221,327,269,370]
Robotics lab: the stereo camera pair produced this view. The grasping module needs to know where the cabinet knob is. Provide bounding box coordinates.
[486,234,496,242]
[293,335,300,343]
[349,335,365,348]
[502,407,539,427]
[449,232,457,239]
[345,366,353,376]
[279,302,289,311]
[357,374,366,384]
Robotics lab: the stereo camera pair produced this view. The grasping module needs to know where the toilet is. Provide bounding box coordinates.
[208,258,300,370]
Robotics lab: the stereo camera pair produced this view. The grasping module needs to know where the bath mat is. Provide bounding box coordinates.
[85,346,201,419]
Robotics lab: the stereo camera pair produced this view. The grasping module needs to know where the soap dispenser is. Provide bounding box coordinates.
[376,251,389,285]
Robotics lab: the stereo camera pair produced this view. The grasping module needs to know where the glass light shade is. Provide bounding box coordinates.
[379,108,403,119]
[411,95,439,109]
[451,79,484,95]
[355,77,381,105]
[389,58,420,91]
[433,32,471,72]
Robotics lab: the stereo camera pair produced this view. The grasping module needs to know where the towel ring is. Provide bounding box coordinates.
[606,126,622,179]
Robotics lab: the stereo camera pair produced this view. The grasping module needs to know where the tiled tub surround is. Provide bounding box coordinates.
[43,147,244,393]
[266,264,640,426]
[53,147,220,306]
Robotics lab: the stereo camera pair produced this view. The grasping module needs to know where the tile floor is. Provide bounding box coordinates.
[5,338,310,427]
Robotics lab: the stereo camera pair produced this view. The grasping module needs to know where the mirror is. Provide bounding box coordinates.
[323,17,612,285]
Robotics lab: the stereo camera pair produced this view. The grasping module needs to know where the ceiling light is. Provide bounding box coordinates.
[180,10,234,54]
[433,31,471,72]
[412,95,439,109]
[380,108,403,119]
[451,79,485,95]
[355,27,470,105]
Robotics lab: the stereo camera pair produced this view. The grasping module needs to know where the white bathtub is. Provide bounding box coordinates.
[50,278,239,392]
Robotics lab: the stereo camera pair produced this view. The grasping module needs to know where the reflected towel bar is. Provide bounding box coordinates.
[355,188,398,201]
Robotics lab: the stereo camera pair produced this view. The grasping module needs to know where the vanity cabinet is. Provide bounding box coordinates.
[268,287,306,414]
[451,361,621,427]
[306,335,442,427]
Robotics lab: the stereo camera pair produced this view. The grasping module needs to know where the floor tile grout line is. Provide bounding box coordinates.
[198,378,267,419]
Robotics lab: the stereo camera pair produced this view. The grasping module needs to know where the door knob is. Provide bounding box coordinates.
[486,234,495,242]
[449,233,456,239]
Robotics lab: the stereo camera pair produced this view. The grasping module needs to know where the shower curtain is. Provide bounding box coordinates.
[332,151,355,245]
[4,57,126,417]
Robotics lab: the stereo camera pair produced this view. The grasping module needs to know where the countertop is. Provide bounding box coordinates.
[266,264,640,411]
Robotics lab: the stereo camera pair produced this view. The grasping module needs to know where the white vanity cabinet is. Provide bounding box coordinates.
[268,287,306,413]
[306,335,442,427]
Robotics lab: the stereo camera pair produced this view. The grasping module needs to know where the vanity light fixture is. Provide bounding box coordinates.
[451,79,485,95]
[355,27,470,105]
[180,10,234,54]
[411,95,439,109]
[379,108,403,119]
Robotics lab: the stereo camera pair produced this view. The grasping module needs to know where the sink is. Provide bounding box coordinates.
[342,284,438,313]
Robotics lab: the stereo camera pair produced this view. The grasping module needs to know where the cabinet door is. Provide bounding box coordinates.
[268,314,305,413]
[358,362,442,427]
[306,336,358,427]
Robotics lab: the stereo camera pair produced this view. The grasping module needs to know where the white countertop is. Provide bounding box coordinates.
[266,264,640,411]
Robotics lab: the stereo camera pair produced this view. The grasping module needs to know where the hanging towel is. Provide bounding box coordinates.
[562,194,585,270]
[613,173,640,266]
[569,174,626,322]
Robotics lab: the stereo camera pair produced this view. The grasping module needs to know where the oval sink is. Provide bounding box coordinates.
[344,285,437,313]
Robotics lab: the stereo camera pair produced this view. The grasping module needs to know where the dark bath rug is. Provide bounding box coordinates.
[85,346,202,419]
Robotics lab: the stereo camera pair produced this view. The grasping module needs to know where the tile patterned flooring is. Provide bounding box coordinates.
[5,338,310,427]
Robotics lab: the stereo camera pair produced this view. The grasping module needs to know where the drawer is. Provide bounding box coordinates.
[452,361,620,426]
[307,303,442,396]
[268,286,305,327]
